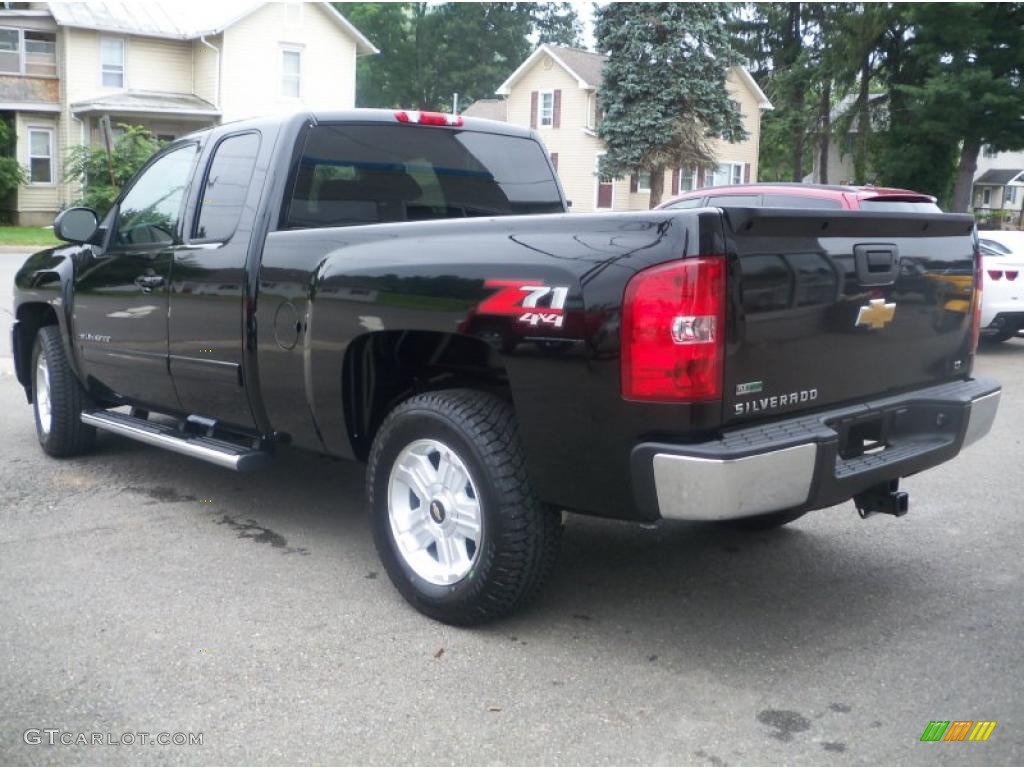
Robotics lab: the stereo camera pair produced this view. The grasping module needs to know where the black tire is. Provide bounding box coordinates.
[31,325,96,457]
[719,509,807,531]
[982,329,1017,343]
[367,389,562,625]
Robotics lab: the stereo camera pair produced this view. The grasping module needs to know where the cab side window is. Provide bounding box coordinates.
[112,144,197,248]
[194,132,261,242]
[706,194,761,206]
[665,198,705,209]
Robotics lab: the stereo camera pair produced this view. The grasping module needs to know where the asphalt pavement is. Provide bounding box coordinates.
[0,250,1022,765]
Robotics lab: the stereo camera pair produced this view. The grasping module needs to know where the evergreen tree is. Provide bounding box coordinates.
[595,3,746,207]
[899,2,1024,211]
[530,2,583,47]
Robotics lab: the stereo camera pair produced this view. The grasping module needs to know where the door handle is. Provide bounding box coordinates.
[134,275,165,292]
[854,244,900,286]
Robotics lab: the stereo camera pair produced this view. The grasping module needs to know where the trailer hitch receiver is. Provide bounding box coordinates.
[855,479,909,519]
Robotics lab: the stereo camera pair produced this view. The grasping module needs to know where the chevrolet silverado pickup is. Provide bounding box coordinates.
[12,109,1001,624]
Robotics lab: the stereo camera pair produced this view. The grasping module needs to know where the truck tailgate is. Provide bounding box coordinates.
[722,208,978,424]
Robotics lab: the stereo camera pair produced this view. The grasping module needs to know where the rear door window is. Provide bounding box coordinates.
[284,124,564,229]
[194,132,261,242]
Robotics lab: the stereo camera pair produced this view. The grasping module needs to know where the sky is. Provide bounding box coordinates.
[574,0,598,49]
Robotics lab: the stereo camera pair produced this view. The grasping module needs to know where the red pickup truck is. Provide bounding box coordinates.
[658,182,942,212]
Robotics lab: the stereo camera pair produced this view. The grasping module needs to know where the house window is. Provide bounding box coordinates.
[711,162,743,187]
[0,27,56,76]
[637,172,651,192]
[731,99,743,119]
[0,28,19,73]
[281,48,301,98]
[25,31,56,76]
[101,38,125,88]
[539,90,554,127]
[28,127,53,184]
[1006,186,1017,205]
[679,167,696,192]
[595,154,613,209]
[982,188,991,206]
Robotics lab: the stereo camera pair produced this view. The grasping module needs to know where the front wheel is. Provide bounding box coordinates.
[982,329,1018,344]
[32,325,96,457]
[367,389,562,625]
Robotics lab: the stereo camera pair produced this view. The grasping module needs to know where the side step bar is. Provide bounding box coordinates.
[81,410,270,471]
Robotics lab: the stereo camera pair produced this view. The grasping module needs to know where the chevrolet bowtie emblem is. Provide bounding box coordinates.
[855,298,896,330]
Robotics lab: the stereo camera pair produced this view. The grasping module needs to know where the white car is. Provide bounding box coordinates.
[978,230,1024,342]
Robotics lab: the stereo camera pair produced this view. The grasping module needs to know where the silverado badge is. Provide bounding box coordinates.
[855,298,896,330]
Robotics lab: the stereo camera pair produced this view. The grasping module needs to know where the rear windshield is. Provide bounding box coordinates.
[978,238,1012,256]
[762,193,842,209]
[284,124,564,229]
[859,199,941,213]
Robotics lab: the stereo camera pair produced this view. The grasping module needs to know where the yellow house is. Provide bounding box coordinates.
[0,1,376,225]
[473,44,772,213]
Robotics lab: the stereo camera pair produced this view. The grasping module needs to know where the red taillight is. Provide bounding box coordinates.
[394,110,464,127]
[621,256,726,402]
[1007,271,1019,281]
[988,269,1003,280]
[970,250,983,354]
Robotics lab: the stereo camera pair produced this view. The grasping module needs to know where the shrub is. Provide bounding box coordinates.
[64,124,164,215]
[0,115,25,201]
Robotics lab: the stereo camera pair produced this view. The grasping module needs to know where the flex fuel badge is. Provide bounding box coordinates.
[736,380,764,395]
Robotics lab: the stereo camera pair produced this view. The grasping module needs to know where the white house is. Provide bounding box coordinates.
[465,44,771,213]
[973,146,1023,225]
[0,1,376,224]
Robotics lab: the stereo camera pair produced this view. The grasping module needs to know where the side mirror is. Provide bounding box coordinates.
[53,207,99,243]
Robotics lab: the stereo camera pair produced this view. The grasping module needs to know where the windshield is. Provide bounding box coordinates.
[978,238,1012,256]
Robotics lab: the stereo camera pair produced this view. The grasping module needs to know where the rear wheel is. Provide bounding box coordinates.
[367,389,562,625]
[719,509,806,531]
[32,325,96,457]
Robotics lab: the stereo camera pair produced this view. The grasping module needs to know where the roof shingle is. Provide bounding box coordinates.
[976,168,1024,186]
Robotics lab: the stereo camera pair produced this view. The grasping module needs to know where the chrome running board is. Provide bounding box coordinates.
[81,409,270,471]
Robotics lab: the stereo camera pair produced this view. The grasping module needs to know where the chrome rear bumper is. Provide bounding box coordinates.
[634,378,1001,522]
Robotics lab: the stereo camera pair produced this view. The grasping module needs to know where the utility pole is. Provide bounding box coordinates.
[98,114,117,188]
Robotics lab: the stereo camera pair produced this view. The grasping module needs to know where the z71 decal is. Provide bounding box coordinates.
[480,279,569,329]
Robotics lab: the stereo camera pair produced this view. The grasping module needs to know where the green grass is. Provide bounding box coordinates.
[0,226,60,247]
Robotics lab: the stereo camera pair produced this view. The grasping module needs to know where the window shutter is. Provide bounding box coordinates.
[630,174,639,193]
[553,89,562,128]
[530,91,538,129]
[671,169,680,194]
[696,168,704,189]
[744,163,752,183]
[550,152,559,171]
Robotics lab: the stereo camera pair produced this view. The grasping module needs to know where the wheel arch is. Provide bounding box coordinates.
[341,329,510,461]
[13,302,61,400]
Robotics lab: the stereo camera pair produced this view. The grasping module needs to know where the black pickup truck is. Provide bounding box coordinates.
[12,109,1001,624]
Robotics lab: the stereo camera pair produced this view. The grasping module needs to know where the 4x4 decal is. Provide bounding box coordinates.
[479,279,569,328]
